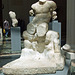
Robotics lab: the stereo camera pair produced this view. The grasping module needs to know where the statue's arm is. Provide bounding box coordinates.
[29,9,34,16]
[48,1,57,20]
[29,4,35,16]
[49,1,57,11]
[52,11,57,20]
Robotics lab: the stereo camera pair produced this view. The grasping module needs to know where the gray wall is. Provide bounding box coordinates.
[2,0,38,25]
[67,0,75,49]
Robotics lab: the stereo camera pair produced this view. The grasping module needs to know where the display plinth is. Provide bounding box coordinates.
[11,27,21,53]
[52,21,61,45]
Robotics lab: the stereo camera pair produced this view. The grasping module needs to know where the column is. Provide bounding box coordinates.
[67,0,75,49]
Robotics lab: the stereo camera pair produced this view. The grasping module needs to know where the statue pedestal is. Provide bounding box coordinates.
[11,27,21,53]
[2,48,64,75]
[49,20,61,45]
[52,20,61,45]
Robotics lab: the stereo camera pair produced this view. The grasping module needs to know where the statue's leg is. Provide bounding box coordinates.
[37,22,48,37]
[27,22,36,35]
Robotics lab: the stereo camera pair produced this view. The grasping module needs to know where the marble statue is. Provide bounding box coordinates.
[9,11,18,27]
[23,0,58,52]
[2,0,64,75]
[27,0,57,37]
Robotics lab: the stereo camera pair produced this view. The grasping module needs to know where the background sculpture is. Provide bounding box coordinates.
[9,11,18,27]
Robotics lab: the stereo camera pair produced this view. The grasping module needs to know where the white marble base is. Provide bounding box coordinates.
[2,48,64,75]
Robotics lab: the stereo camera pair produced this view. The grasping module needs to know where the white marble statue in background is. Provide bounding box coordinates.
[3,0,65,75]
[9,11,18,27]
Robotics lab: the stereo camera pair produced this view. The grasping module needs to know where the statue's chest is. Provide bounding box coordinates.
[34,4,50,13]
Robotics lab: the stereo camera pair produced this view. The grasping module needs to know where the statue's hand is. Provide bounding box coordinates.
[52,11,57,20]
[29,10,34,16]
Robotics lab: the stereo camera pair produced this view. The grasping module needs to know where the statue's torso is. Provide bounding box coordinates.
[32,2,51,14]
[32,1,56,14]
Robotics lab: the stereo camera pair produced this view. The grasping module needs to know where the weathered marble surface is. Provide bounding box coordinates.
[2,0,64,75]
[3,48,64,75]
